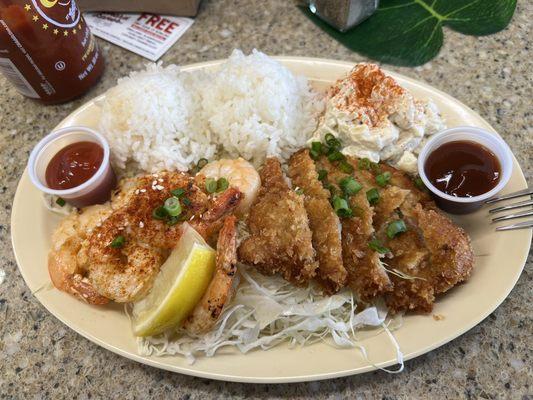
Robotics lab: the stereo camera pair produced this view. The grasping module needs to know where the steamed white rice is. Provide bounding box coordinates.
[99,49,324,172]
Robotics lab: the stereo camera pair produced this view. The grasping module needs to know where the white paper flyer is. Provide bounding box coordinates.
[84,13,194,61]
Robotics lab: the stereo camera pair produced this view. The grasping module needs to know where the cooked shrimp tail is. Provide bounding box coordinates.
[191,187,242,241]
[184,215,238,334]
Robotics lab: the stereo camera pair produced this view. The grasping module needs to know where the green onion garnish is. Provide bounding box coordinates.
[317,169,327,181]
[216,177,229,192]
[163,197,182,217]
[152,206,168,220]
[170,188,186,198]
[321,144,330,155]
[309,149,320,160]
[325,184,337,196]
[205,177,217,193]
[366,188,380,205]
[311,141,322,154]
[376,171,392,187]
[332,195,352,218]
[295,188,304,195]
[386,220,407,239]
[326,137,342,151]
[339,160,354,174]
[368,239,389,254]
[197,158,208,170]
[182,197,191,207]
[370,162,381,174]
[414,176,426,191]
[358,158,371,170]
[166,216,180,226]
[324,133,335,143]
[339,177,362,196]
[110,235,125,248]
[55,197,66,207]
[327,151,345,162]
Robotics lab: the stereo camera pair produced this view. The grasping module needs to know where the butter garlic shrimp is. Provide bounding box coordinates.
[199,158,260,217]
[184,215,238,334]
[84,171,242,303]
[48,204,112,305]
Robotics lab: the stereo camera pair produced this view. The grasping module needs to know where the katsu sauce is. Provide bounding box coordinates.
[424,140,501,198]
[45,141,104,190]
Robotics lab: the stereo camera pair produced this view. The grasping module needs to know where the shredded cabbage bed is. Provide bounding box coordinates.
[137,266,404,371]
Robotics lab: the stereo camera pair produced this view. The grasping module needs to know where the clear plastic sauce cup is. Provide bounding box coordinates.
[28,126,116,208]
[417,126,513,214]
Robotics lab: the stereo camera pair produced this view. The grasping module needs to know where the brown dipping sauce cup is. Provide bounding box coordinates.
[417,126,513,214]
[28,126,116,208]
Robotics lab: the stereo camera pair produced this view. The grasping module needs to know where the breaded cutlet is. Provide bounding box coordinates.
[238,158,318,285]
[317,157,392,302]
[289,149,347,293]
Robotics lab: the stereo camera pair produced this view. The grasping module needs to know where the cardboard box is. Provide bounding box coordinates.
[78,0,201,17]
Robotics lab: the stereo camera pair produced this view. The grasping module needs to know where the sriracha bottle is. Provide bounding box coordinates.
[0,0,104,104]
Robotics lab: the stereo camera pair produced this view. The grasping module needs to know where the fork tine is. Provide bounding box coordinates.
[489,199,533,214]
[485,188,533,204]
[496,220,533,231]
[492,209,533,222]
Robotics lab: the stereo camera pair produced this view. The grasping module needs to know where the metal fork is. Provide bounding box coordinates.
[486,187,533,231]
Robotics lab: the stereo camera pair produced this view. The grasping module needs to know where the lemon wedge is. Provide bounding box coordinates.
[132,223,216,337]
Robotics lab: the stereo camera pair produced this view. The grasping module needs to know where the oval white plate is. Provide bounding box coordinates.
[11,57,531,383]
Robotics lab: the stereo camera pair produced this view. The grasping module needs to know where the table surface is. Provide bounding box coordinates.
[1,0,531,398]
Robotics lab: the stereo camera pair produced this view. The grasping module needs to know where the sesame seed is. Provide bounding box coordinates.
[139,221,144,228]
[155,185,164,190]
[140,189,146,193]
[158,178,163,183]
[135,189,140,195]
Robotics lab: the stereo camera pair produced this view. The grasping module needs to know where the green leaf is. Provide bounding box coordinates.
[303,0,516,66]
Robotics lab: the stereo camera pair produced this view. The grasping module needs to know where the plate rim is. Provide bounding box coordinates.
[11,56,532,383]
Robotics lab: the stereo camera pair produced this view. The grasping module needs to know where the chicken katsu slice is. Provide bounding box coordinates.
[379,163,434,209]
[317,157,392,301]
[289,150,347,293]
[382,204,474,313]
[411,204,474,294]
[238,158,318,285]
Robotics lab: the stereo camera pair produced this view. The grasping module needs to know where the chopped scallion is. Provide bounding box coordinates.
[164,197,182,217]
[366,188,380,205]
[55,197,66,207]
[414,176,426,191]
[358,158,371,170]
[339,160,354,174]
[216,177,229,192]
[295,188,304,195]
[110,235,125,248]
[309,148,320,160]
[370,162,381,174]
[205,177,217,193]
[368,239,389,254]
[170,188,186,198]
[386,220,407,239]
[182,197,192,207]
[327,151,345,162]
[317,169,328,181]
[332,195,352,218]
[311,141,322,154]
[197,158,208,170]
[339,177,362,196]
[166,216,180,226]
[152,206,168,220]
[376,171,392,187]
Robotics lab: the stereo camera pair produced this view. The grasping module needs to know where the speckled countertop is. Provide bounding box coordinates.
[1,0,531,398]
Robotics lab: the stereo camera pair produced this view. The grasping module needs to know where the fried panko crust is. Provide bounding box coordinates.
[238,158,318,285]
[317,157,392,302]
[289,150,347,293]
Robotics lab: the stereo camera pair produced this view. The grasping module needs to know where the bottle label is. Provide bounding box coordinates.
[31,0,81,29]
[0,57,39,98]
